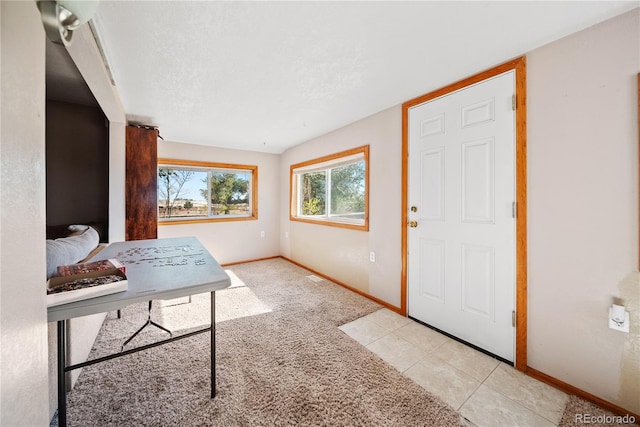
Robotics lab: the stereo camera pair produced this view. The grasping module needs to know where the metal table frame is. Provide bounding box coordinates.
[48,237,230,427]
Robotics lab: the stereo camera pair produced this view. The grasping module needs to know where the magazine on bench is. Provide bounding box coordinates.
[46,269,128,307]
[57,258,126,276]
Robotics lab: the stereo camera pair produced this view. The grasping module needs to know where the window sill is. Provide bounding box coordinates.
[290,215,369,231]
[159,215,257,226]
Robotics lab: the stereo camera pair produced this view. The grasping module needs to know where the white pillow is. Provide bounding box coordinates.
[67,224,90,236]
[45,226,100,279]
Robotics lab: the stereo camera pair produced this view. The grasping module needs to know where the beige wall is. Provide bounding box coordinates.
[0,1,50,424]
[280,106,403,306]
[109,121,126,242]
[279,8,639,413]
[527,8,639,413]
[158,141,280,264]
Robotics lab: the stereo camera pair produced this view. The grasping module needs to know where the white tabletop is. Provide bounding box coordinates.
[47,236,231,322]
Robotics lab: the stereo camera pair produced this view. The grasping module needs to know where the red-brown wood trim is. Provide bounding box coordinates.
[401,104,409,316]
[401,56,528,371]
[220,255,281,267]
[526,367,640,421]
[158,216,258,226]
[287,217,368,231]
[126,126,158,241]
[403,57,527,110]
[281,256,403,314]
[289,145,370,232]
[222,254,402,312]
[514,58,528,372]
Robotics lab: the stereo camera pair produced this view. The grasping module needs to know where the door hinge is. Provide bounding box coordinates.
[512,201,516,219]
[512,310,516,327]
[512,94,516,111]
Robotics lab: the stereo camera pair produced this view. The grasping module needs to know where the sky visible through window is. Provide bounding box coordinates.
[175,171,250,203]
[179,172,207,203]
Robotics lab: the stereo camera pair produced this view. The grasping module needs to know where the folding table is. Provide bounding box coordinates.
[47,236,231,427]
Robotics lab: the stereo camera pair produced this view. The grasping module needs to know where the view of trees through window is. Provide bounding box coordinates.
[300,162,365,220]
[202,172,250,216]
[292,145,368,230]
[301,171,326,215]
[158,162,254,222]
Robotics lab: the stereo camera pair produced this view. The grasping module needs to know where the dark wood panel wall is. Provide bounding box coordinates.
[46,101,109,241]
[125,125,158,241]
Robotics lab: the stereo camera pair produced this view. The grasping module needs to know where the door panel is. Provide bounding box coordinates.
[461,243,495,320]
[419,239,446,303]
[462,138,494,224]
[421,148,445,221]
[408,71,515,361]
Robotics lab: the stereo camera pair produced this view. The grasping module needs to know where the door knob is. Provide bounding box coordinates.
[408,221,418,228]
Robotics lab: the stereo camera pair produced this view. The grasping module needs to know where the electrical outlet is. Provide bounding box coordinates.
[369,252,375,263]
[260,231,265,238]
[285,232,289,239]
[609,306,630,333]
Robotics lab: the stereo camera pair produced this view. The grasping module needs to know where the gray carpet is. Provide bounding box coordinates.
[59,258,464,426]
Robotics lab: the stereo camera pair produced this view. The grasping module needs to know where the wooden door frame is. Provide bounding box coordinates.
[400,57,528,371]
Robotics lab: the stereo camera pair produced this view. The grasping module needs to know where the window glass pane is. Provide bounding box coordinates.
[289,146,368,230]
[158,161,257,223]
[209,171,251,216]
[330,161,365,219]
[158,169,209,219]
[300,171,326,216]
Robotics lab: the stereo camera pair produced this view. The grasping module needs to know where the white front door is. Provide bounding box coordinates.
[407,71,516,361]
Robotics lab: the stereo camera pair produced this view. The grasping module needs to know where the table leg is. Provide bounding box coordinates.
[211,291,216,398]
[57,320,67,427]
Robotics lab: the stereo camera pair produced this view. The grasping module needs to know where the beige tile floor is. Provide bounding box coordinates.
[339,308,569,427]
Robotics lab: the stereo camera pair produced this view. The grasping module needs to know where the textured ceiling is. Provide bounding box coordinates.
[90,1,638,153]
